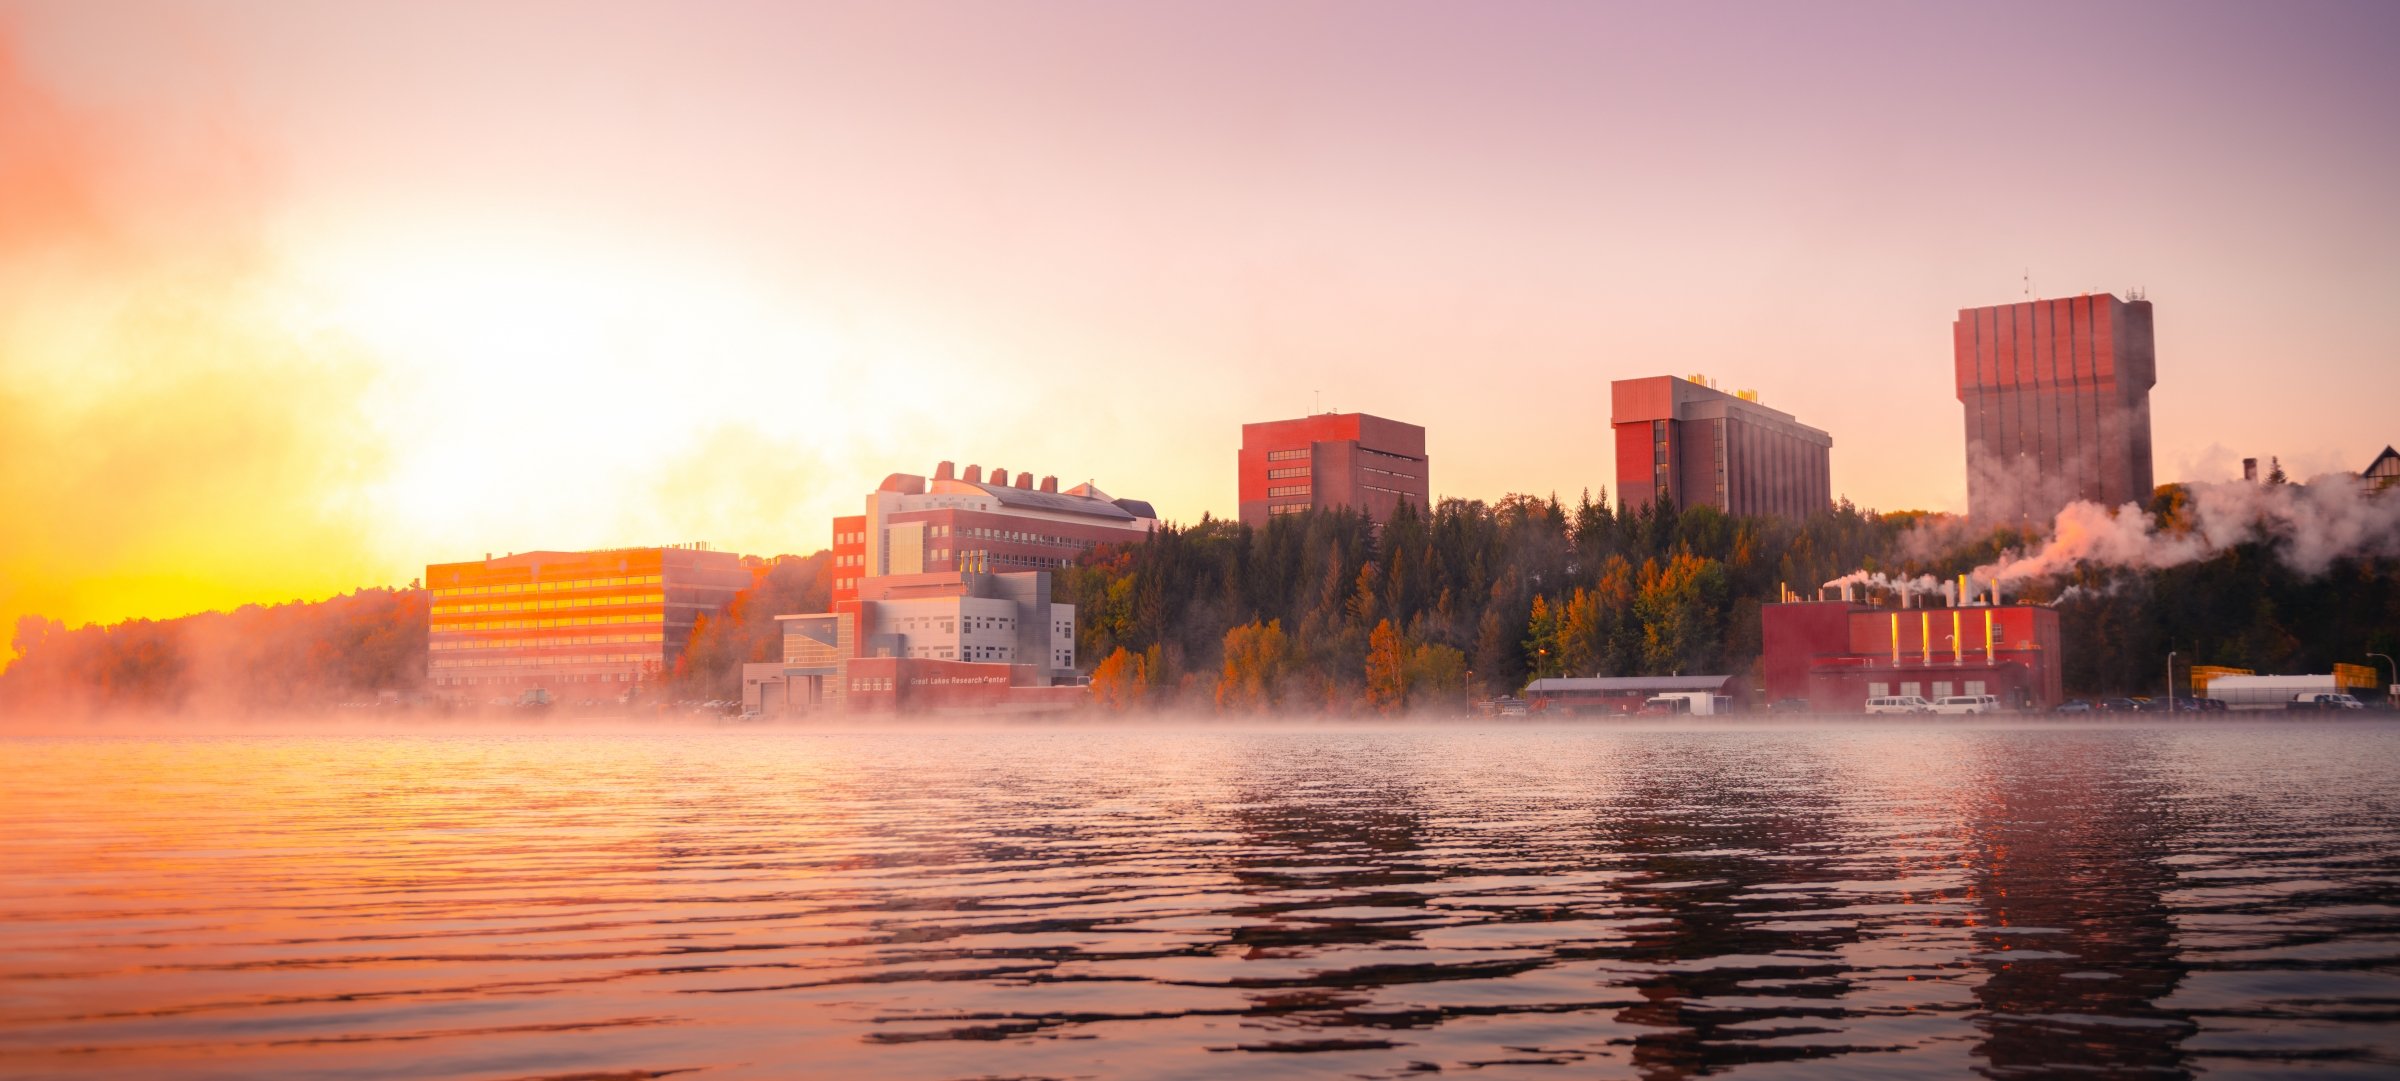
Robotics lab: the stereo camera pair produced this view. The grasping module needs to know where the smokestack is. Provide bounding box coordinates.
[1041,475,1057,493]
[935,461,955,481]
[991,468,1009,486]
[1958,573,1970,606]
[1016,472,1034,490]
[1990,577,2001,607]
[2243,458,2258,483]
[964,464,983,483]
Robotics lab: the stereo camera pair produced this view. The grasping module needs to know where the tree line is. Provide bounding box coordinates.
[7,480,2391,717]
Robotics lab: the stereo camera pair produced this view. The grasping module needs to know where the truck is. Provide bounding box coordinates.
[2206,674,2350,711]
[1644,692,1734,716]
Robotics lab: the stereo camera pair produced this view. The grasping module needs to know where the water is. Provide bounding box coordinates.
[3,720,2397,1080]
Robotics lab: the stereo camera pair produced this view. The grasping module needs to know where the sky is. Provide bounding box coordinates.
[3,0,2397,649]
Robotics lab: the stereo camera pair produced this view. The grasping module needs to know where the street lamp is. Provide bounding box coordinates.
[2165,651,2177,714]
[2370,653,2396,709]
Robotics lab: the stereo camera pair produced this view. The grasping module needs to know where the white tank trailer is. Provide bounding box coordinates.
[2205,674,2348,711]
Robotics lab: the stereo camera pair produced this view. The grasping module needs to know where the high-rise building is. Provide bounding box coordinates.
[1237,412,1429,528]
[425,546,748,697]
[1954,293,2156,524]
[1610,376,1832,520]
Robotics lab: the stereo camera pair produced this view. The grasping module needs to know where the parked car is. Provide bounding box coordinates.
[2054,699,2094,714]
[2098,697,2143,713]
[1865,695,1934,714]
[1931,694,2002,715]
[2290,693,2366,711]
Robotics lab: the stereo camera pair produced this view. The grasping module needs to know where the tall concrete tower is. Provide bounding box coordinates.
[1954,293,2155,524]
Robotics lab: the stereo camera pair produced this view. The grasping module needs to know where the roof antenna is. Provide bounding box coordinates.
[2023,267,2031,298]
[1314,389,1321,415]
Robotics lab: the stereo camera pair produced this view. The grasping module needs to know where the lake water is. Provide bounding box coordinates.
[3,720,2397,1080]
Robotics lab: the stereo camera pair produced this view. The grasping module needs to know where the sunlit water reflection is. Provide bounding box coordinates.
[4,720,2397,1080]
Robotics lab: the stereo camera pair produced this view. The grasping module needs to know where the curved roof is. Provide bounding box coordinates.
[972,482,1142,521]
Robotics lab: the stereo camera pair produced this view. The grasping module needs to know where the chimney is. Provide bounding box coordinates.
[991,468,1009,486]
[1016,472,1034,489]
[963,464,983,483]
[2242,458,2258,483]
[935,461,955,481]
[1041,475,1057,493]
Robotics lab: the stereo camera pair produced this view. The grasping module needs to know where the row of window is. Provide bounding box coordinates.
[432,633,664,651]
[1269,503,1308,515]
[1361,447,1422,464]
[434,592,666,615]
[1266,448,1311,461]
[437,614,668,631]
[852,676,894,692]
[431,576,664,597]
[1267,484,1311,497]
[1362,466,1417,482]
[431,652,654,669]
[1867,680,1989,698]
[1267,466,1311,479]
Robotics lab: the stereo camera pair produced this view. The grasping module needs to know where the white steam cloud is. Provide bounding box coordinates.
[1974,474,2400,592]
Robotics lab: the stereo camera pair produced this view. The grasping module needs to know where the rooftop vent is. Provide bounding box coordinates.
[963,464,983,483]
[1041,475,1058,493]
[935,460,955,481]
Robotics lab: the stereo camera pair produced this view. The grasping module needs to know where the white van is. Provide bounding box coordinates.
[1865,695,1934,714]
[1931,694,2001,715]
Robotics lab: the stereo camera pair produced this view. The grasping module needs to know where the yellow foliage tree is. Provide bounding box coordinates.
[1089,646,1147,711]
[1215,619,1291,712]
[1364,619,1407,713]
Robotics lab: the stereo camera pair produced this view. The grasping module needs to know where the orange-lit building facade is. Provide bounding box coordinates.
[1238,413,1429,528]
[1955,294,2156,524]
[1611,377,1831,520]
[1761,600,2063,712]
[425,546,748,697]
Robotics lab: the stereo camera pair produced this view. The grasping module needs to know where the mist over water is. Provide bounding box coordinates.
[4,720,2397,1080]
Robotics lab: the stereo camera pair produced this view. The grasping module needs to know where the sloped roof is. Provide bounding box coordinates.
[1523,675,1734,694]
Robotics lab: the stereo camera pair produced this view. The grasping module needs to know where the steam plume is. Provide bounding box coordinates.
[1975,474,2400,591]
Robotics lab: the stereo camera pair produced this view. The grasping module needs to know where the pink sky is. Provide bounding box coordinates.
[3,0,2396,635]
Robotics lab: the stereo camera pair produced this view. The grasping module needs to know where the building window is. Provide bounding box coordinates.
[1267,466,1311,479]
[1268,484,1311,497]
[1266,448,1311,461]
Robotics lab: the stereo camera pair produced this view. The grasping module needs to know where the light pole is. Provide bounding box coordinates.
[2371,653,2396,709]
[2165,651,2177,714]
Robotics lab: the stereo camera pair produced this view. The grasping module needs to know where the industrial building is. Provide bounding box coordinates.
[1610,376,1832,520]
[778,463,1154,714]
[1761,598,2062,712]
[425,546,749,697]
[1955,293,2157,524]
[1237,412,1429,528]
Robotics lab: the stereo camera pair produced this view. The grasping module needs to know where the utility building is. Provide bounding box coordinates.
[1238,412,1429,528]
[1955,293,2156,524]
[1611,376,1832,520]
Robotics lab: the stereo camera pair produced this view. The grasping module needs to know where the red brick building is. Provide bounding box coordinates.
[1760,600,2063,712]
[1955,294,2156,524]
[1611,377,1831,520]
[1238,413,1429,528]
